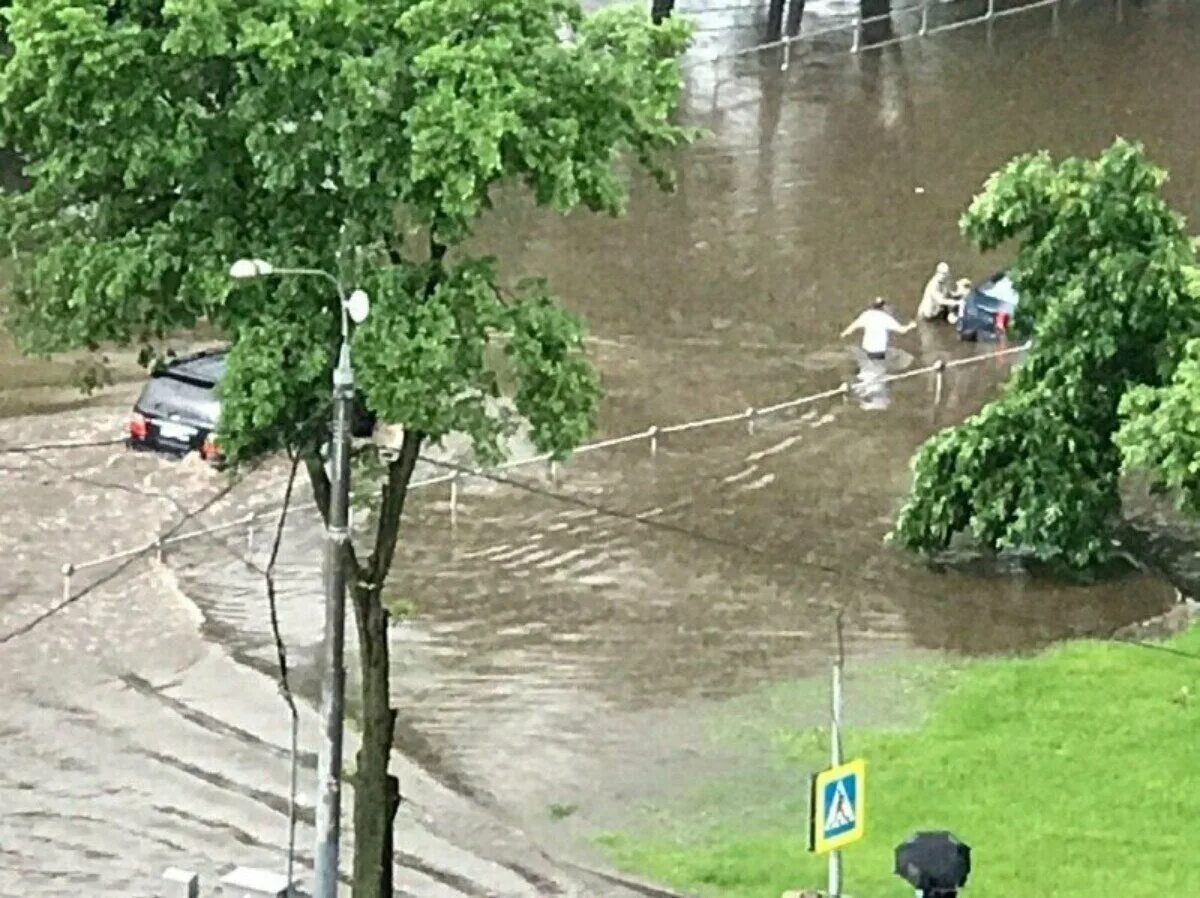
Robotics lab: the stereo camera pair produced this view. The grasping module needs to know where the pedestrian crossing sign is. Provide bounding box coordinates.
[808,759,866,854]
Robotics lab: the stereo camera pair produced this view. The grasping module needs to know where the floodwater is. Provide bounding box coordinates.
[3,1,1200,895]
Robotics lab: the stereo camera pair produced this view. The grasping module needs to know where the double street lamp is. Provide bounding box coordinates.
[229,257,368,898]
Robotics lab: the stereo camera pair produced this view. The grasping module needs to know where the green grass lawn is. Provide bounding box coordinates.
[598,627,1200,898]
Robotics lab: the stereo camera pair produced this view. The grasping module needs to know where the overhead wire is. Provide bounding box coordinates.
[3,429,308,878]
[417,455,1200,666]
[2,401,340,580]
[0,399,334,646]
[263,453,302,892]
[0,436,126,454]
[0,466,258,646]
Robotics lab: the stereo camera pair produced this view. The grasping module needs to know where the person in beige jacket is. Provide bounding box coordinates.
[916,262,962,321]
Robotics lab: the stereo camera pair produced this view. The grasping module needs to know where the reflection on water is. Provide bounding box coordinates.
[849,345,917,408]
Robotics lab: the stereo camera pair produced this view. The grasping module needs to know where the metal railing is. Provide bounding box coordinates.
[683,0,1105,86]
[59,341,1030,597]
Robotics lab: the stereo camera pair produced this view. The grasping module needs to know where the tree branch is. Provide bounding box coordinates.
[366,428,424,590]
[428,233,447,269]
[303,450,332,522]
[303,449,362,575]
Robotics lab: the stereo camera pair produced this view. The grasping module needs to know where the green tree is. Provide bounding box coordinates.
[891,140,1200,569]
[1116,264,1200,513]
[0,1,692,894]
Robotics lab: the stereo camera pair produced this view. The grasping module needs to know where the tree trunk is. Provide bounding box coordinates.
[350,429,423,898]
[303,425,423,898]
[381,773,400,898]
[350,581,395,898]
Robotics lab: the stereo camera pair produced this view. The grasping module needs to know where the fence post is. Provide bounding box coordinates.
[155,538,164,563]
[745,407,756,435]
[162,867,200,898]
[933,359,946,407]
[986,0,995,19]
[61,563,74,602]
[549,460,559,483]
[920,0,929,35]
[449,475,459,528]
[649,425,659,457]
[246,521,255,553]
[851,15,861,53]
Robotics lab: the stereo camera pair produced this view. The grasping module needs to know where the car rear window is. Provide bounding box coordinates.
[166,352,226,385]
[136,375,220,426]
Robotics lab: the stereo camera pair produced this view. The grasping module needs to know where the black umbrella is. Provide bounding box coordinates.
[894,831,971,892]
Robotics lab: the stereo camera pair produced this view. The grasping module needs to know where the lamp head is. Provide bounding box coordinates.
[345,289,370,325]
[228,258,274,279]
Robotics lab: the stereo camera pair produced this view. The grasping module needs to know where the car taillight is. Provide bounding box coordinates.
[129,413,148,440]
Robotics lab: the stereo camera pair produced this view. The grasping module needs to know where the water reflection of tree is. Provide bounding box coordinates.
[769,0,808,41]
[889,564,1171,655]
[861,0,894,47]
[853,33,916,149]
[787,0,807,39]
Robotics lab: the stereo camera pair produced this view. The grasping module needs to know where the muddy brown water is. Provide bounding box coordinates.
[2,2,1199,895]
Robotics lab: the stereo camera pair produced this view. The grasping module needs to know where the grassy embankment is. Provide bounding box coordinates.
[598,627,1200,898]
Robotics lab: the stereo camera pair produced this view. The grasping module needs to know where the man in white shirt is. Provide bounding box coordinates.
[841,297,917,361]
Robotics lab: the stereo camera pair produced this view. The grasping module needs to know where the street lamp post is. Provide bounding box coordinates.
[229,258,369,898]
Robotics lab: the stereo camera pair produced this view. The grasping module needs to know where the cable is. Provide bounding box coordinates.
[0,395,332,648]
[0,436,125,455]
[17,446,201,515]
[4,399,341,580]
[263,453,301,891]
[0,466,259,645]
[0,396,336,648]
[417,455,1200,665]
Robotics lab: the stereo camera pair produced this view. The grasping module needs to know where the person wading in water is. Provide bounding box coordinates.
[917,261,963,322]
[841,297,917,362]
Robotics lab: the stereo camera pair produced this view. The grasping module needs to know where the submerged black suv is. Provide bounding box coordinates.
[127,349,375,463]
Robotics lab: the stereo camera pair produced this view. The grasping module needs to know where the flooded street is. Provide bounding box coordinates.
[2,1,1199,894]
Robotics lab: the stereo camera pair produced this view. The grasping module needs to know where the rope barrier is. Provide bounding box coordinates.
[58,341,1030,589]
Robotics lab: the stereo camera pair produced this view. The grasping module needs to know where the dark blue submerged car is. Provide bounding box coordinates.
[956,271,1018,342]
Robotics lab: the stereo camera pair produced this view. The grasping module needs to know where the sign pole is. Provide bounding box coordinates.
[829,611,845,898]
